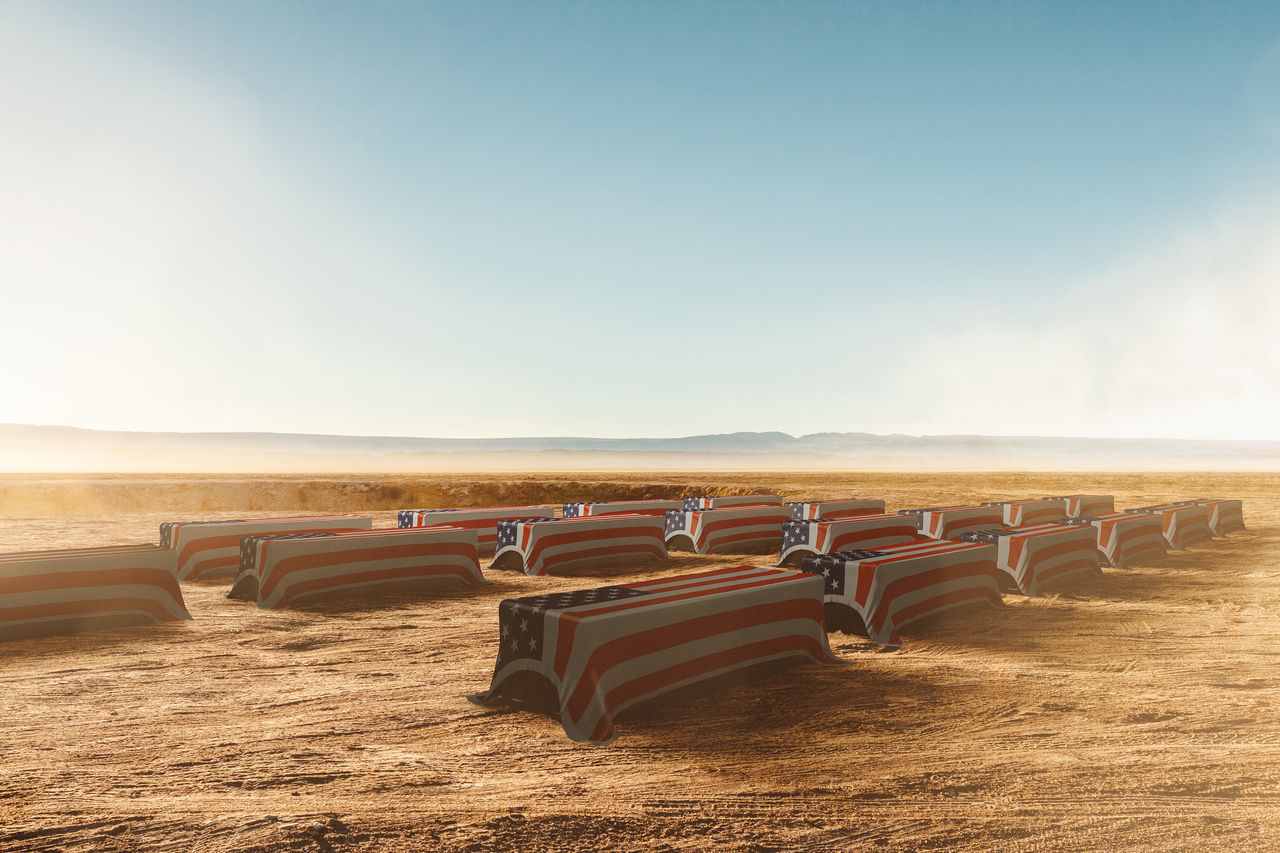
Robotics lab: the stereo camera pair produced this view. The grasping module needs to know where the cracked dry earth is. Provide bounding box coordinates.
[1,471,1279,851]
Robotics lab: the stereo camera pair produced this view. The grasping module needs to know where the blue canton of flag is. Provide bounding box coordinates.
[492,585,650,672]
[784,502,806,520]
[958,527,1013,545]
[895,509,927,530]
[781,520,814,550]
[796,551,879,597]
[494,518,549,550]
[664,510,689,535]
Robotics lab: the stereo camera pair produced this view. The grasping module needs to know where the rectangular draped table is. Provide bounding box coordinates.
[958,523,1103,596]
[778,514,921,567]
[664,505,792,555]
[914,505,1006,540]
[490,515,668,576]
[228,526,487,610]
[1,545,190,641]
[1045,495,1115,518]
[1065,512,1166,570]
[682,495,784,510]
[161,515,372,581]
[784,499,886,520]
[982,499,1068,527]
[396,506,554,553]
[798,540,1003,647]
[1172,499,1246,537]
[562,500,682,518]
[1123,504,1213,550]
[468,565,842,745]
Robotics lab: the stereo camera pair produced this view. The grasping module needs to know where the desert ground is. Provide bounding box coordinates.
[1,470,1278,852]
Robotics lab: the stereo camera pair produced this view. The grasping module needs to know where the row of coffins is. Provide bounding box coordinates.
[0,492,1251,745]
[469,564,841,745]
[1,495,1245,642]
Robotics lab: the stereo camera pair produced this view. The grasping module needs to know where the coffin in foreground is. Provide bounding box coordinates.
[469,565,843,745]
[1,545,190,642]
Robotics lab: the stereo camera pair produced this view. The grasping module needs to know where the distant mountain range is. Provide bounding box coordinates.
[2,423,1278,471]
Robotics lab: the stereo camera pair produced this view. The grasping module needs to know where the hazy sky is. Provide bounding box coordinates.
[3,1,1279,439]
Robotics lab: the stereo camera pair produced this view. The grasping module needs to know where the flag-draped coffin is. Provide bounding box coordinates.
[665,505,792,555]
[798,540,1003,647]
[784,499,887,520]
[918,505,1006,540]
[469,565,842,745]
[1123,504,1213,550]
[562,500,682,518]
[161,515,372,581]
[959,523,1102,596]
[1045,495,1115,518]
[1066,512,1166,569]
[1172,499,1245,537]
[984,499,1068,527]
[229,526,486,610]
[395,506,554,553]
[682,495,784,510]
[778,514,921,567]
[490,515,668,576]
[1,545,190,641]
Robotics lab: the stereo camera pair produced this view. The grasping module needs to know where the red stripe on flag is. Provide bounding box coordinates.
[552,573,809,680]
[585,632,833,743]
[565,597,826,723]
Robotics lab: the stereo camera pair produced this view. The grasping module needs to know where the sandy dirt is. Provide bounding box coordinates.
[1,471,1278,851]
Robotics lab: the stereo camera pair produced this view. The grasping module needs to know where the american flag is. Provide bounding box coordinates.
[918,505,1005,540]
[1,544,190,641]
[160,515,373,581]
[797,540,1003,647]
[895,508,933,530]
[1122,504,1213,550]
[228,526,485,610]
[778,514,921,567]
[1068,512,1166,570]
[395,506,554,553]
[981,499,1069,527]
[562,500,682,518]
[489,514,668,576]
[160,519,244,549]
[664,505,791,555]
[682,495,784,511]
[1170,499,1245,537]
[784,499,886,521]
[960,523,1102,595]
[1043,495,1115,518]
[469,565,841,744]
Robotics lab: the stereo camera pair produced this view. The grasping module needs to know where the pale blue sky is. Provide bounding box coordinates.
[2,1,1279,439]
